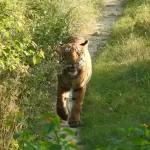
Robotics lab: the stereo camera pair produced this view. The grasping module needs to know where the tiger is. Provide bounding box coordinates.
[57,36,92,128]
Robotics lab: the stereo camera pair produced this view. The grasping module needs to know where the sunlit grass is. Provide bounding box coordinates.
[81,0,150,149]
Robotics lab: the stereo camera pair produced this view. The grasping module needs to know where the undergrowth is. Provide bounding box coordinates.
[0,0,103,149]
[11,113,80,150]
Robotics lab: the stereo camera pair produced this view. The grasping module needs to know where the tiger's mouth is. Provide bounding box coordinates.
[67,66,78,76]
[68,70,78,76]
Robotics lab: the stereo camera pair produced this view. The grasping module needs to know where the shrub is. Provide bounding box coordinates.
[95,124,150,150]
[0,0,102,149]
[12,113,80,150]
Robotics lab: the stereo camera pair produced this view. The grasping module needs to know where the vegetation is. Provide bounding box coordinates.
[94,124,150,150]
[0,0,102,149]
[81,0,150,149]
[12,113,80,150]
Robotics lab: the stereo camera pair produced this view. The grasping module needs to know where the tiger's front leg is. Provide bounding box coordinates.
[57,86,70,121]
[69,86,86,128]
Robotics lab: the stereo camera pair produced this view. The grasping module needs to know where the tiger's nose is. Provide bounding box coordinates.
[70,65,75,70]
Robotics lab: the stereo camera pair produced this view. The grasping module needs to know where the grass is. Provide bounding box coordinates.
[81,0,150,149]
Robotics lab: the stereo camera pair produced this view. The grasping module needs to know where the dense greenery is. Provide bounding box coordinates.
[0,0,102,149]
[12,113,80,150]
[81,0,150,149]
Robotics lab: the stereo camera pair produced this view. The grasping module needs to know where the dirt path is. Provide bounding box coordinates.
[89,0,124,56]
[60,0,124,148]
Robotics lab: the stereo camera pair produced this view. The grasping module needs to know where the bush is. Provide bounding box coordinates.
[0,0,102,149]
[12,113,80,150]
[95,124,150,150]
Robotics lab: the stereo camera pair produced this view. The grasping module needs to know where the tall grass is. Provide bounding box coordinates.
[0,0,102,149]
[81,0,150,149]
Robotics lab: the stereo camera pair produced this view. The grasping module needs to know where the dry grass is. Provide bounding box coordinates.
[0,72,21,149]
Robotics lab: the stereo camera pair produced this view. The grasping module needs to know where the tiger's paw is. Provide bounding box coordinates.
[68,119,81,128]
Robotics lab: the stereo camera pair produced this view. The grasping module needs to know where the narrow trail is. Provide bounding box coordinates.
[60,0,124,149]
[89,0,124,56]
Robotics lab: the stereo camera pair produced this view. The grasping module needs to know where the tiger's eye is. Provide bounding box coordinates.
[65,47,70,52]
[76,46,83,56]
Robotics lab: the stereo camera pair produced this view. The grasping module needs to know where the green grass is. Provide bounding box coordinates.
[81,0,150,149]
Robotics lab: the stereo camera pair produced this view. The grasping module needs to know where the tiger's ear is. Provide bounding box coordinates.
[57,42,64,55]
[80,40,89,46]
[59,42,64,47]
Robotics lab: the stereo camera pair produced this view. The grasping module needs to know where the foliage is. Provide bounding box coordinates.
[0,1,43,72]
[0,0,102,71]
[0,0,103,149]
[95,124,150,150]
[12,113,79,150]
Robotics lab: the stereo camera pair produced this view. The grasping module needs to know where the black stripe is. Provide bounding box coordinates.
[73,88,81,92]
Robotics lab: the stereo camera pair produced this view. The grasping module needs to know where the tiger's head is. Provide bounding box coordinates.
[59,38,89,76]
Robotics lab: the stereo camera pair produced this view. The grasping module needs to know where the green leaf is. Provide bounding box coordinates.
[131,137,143,145]
[13,133,21,140]
[21,130,32,140]
[95,148,102,150]
[5,120,13,126]
[95,144,108,149]
[0,61,5,69]
[117,128,126,135]
[40,112,53,120]
[117,148,130,150]
[134,128,144,134]
[127,127,134,135]
[32,56,37,65]
[9,65,13,71]
[142,140,150,145]
[35,145,41,150]
[50,144,61,150]
[17,112,24,118]
[0,24,4,30]
[16,26,22,32]
[5,31,9,37]
[65,144,80,150]
[145,129,149,138]
[44,124,55,134]
[23,51,30,56]
[51,116,60,126]
[11,65,16,70]
[62,128,74,135]
[62,140,68,146]
[23,142,36,150]
[38,141,52,149]
[59,134,67,139]
[19,120,28,127]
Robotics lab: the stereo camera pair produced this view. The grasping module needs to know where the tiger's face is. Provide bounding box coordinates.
[59,40,88,76]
